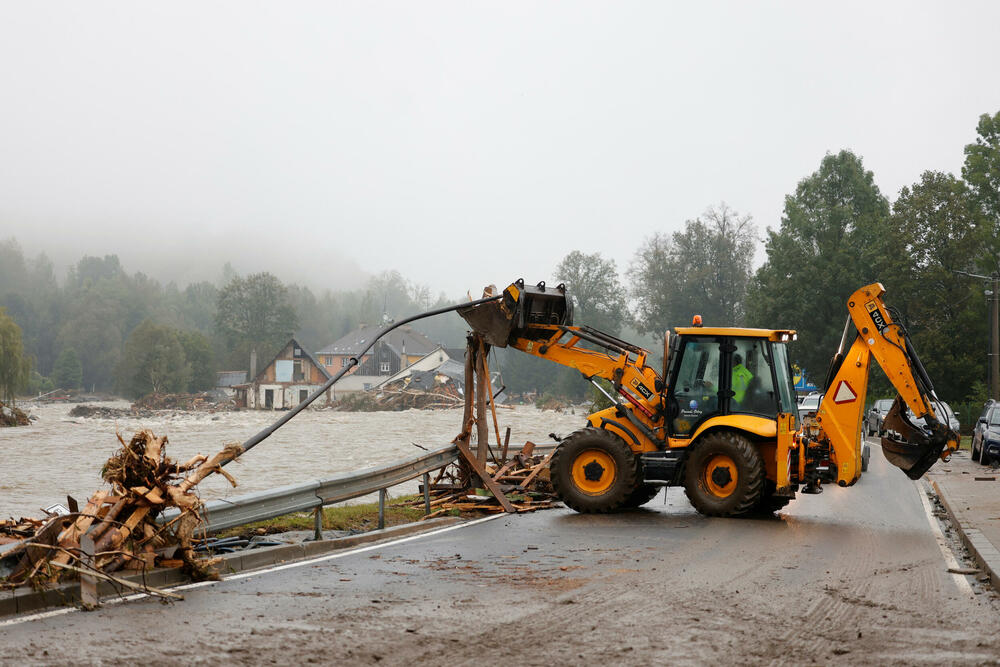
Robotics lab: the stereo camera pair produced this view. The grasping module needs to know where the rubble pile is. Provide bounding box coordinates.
[67,392,239,420]
[535,396,570,412]
[69,405,150,419]
[411,441,556,518]
[0,429,242,595]
[332,383,464,412]
[0,401,30,427]
[132,392,237,412]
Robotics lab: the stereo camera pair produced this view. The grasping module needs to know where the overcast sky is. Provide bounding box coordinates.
[2,1,999,297]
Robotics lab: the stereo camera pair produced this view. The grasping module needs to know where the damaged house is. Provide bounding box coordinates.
[237,338,332,409]
[315,324,439,394]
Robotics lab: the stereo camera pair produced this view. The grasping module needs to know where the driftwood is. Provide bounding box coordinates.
[0,429,243,597]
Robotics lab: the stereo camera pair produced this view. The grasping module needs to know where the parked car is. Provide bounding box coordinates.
[972,403,1000,465]
[903,401,960,436]
[865,398,894,436]
[797,392,822,423]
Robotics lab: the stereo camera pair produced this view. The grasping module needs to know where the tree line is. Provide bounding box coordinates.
[507,110,1000,405]
[0,251,469,400]
[2,109,999,404]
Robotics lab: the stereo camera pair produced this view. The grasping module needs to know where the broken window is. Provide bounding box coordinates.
[293,359,304,381]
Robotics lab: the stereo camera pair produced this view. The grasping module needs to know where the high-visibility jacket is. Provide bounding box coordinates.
[732,364,753,403]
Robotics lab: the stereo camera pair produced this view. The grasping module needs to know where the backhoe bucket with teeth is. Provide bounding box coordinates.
[880,395,958,480]
[458,279,573,347]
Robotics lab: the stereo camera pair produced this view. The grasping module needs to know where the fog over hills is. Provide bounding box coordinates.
[12,231,373,295]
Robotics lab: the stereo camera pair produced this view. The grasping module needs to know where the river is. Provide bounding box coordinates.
[0,401,587,519]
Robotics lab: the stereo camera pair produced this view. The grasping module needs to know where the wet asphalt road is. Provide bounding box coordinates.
[4,440,1000,666]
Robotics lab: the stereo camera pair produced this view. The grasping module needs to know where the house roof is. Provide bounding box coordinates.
[216,370,248,387]
[252,337,332,384]
[317,324,437,357]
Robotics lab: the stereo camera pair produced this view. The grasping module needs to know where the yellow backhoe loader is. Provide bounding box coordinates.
[459,280,958,515]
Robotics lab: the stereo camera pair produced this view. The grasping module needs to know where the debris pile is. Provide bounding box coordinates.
[69,404,150,419]
[67,393,239,420]
[535,396,569,412]
[132,392,237,412]
[0,401,30,427]
[332,383,464,412]
[412,441,557,518]
[0,429,242,596]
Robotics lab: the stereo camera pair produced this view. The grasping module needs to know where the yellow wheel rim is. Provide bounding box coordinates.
[570,449,617,496]
[703,454,738,498]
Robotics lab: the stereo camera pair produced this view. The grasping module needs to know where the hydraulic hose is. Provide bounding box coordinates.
[225,293,502,464]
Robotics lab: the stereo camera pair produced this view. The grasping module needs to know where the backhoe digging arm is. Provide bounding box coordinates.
[809,283,959,484]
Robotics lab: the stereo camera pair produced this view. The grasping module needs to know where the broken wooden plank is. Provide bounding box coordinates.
[518,450,556,490]
[453,438,516,513]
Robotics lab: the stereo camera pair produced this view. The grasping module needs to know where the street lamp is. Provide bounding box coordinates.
[954,270,1000,401]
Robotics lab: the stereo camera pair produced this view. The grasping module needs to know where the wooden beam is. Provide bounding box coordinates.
[454,438,516,513]
[474,337,490,467]
[518,450,556,490]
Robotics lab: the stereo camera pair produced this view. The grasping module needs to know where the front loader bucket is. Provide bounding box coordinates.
[458,279,573,347]
[880,395,957,480]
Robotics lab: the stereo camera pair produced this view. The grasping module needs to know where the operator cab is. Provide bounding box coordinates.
[666,327,798,438]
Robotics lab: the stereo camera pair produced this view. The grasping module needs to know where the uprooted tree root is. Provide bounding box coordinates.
[0,429,243,597]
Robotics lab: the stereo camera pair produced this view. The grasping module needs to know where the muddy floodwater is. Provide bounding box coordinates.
[0,401,586,518]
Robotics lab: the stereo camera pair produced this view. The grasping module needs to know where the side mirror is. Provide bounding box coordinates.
[979,417,987,424]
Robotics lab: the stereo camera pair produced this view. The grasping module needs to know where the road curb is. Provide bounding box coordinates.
[931,480,1000,588]
[1,516,461,619]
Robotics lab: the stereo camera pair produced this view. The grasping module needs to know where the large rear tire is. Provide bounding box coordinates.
[754,479,792,515]
[550,427,637,513]
[683,431,764,517]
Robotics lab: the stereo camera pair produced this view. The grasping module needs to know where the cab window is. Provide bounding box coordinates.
[770,342,798,414]
[670,338,722,437]
[728,339,776,416]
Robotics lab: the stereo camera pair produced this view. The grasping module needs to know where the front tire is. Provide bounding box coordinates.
[550,427,638,513]
[684,431,764,517]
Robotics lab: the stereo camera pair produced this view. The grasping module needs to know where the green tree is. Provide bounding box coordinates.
[178,330,216,392]
[215,272,298,372]
[888,171,987,402]
[555,251,627,335]
[0,308,32,403]
[631,203,757,335]
[962,110,1000,268]
[52,347,83,390]
[118,320,190,398]
[747,151,892,379]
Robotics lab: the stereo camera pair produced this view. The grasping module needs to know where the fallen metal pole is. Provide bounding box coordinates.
[227,293,502,464]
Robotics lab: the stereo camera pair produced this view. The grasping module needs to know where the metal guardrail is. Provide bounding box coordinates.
[159,440,561,535]
[160,445,459,534]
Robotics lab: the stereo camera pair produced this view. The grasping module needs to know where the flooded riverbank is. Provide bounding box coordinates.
[0,401,586,518]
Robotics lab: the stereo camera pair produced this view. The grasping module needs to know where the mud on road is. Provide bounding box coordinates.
[4,444,1000,666]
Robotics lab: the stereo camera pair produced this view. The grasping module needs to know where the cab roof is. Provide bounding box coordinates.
[673,327,797,341]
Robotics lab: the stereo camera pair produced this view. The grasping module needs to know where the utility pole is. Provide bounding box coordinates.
[992,274,999,401]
